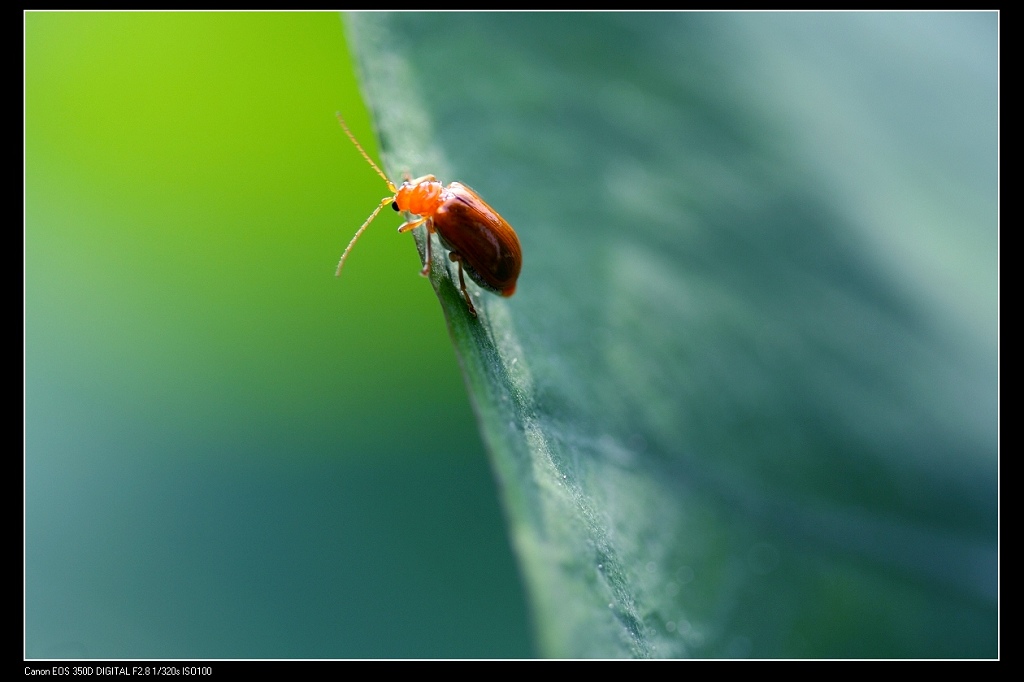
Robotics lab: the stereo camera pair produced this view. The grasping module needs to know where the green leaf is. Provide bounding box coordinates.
[345,12,997,658]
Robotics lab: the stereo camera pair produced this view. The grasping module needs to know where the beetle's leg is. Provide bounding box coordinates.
[397,216,427,233]
[421,220,433,277]
[397,216,433,276]
[403,173,438,185]
[449,252,477,317]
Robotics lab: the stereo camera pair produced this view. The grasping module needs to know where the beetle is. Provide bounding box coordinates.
[335,114,521,317]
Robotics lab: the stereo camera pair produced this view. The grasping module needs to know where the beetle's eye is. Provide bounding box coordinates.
[391,201,399,212]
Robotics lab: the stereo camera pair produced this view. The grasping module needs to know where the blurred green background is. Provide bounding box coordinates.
[25,12,534,658]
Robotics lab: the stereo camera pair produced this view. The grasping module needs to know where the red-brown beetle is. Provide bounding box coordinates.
[335,114,521,317]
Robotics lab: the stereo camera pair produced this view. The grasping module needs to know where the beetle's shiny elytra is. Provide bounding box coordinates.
[335,114,522,317]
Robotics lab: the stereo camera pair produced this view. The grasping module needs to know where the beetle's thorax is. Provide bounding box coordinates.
[394,179,446,217]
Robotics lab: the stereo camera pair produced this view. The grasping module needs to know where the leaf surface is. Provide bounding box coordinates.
[345,12,997,658]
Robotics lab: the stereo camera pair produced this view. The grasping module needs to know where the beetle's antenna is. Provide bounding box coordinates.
[337,195,394,276]
[336,113,397,194]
